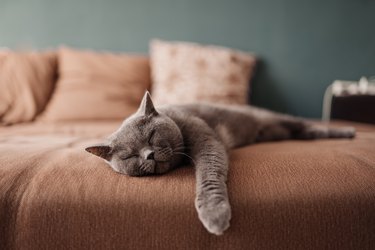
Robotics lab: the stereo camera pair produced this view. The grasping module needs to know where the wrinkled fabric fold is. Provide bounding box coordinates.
[0,51,57,125]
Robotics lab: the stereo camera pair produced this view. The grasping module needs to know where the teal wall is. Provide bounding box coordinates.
[1,0,374,118]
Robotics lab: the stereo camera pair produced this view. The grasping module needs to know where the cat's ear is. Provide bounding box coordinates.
[138,91,158,116]
[85,144,112,161]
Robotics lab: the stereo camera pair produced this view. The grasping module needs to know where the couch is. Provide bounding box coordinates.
[0,47,374,250]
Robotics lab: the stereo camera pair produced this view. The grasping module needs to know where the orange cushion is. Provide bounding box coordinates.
[0,50,57,125]
[39,47,151,122]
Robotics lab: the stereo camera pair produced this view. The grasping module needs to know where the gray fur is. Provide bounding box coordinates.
[86,92,355,235]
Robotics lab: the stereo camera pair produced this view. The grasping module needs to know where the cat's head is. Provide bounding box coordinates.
[85,92,183,176]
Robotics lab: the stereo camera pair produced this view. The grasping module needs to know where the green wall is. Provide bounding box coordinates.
[1,0,374,118]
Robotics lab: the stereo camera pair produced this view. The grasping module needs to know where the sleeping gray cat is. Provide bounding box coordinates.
[86,92,355,235]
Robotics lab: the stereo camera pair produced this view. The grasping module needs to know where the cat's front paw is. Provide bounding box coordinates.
[196,199,231,235]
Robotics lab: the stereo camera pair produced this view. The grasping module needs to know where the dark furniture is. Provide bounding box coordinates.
[331,95,375,124]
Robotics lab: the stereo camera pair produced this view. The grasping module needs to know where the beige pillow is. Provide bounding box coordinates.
[0,51,57,125]
[40,47,151,121]
[150,40,256,105]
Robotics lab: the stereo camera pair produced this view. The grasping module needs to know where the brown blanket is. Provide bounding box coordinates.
[0,120,374,249]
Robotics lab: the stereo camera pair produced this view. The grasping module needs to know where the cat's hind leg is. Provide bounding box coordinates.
[256,117,356,142]
[278,117,356,140]
[295,124,356,140]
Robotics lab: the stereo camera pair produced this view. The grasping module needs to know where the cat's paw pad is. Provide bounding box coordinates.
[197,200,231,235]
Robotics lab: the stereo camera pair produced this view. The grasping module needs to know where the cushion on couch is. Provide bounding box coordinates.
[39,47,151,122]
[0,51,57,125]
[150,39,257,105]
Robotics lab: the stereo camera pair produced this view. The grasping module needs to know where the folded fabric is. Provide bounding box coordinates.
[0,51,57,125]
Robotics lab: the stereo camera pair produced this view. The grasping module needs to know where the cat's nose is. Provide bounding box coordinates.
[145,149,155,160]
[146,151,154,160]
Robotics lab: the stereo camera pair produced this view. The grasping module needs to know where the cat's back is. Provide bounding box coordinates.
[158,103,266,130]
[158,103,262,148]
[158,103,239,120]
[158,102,268,122]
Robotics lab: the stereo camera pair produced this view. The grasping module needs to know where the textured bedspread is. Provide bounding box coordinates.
[0,120,374,249]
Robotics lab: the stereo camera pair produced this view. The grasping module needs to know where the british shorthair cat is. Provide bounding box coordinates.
[86,92,355,235]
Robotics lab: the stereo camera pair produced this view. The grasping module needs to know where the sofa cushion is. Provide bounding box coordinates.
[0,51,57,125]
[150,39,256,105]
[39,47,151,122]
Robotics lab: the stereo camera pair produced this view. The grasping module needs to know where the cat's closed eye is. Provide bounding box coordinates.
[148,130,156,144]
[120,155,138,160]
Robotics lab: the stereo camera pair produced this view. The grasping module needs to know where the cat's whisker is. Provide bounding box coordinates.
[158,148,171,155]
[173,152,196,165]
[175,143,187,148]
[179,144,191,149]
[174,148,189,156]
[154,146,172,152]
[174,146,187,152]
